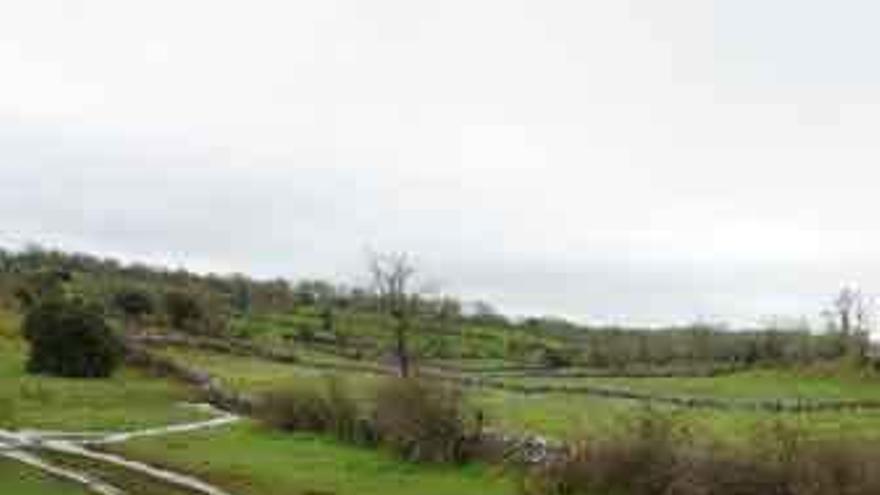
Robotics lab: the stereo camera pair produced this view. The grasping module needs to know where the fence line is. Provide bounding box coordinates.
[128,334,880,414]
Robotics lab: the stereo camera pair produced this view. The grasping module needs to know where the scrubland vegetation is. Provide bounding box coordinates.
[2,245,880,494]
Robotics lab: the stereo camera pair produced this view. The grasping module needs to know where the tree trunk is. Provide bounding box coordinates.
[395,316,410,378]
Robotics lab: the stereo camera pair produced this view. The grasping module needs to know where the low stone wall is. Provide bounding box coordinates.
[469,363,749,379]
[124,341,257,415]
[458,376,880,413]
[129,334,880,414]
[124,340,564,466]
[131,333,299,363]
[132,333,393,377]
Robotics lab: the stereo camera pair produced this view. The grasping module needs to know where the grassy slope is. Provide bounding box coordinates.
[0,460,91,495]
[5,307,511,495]
[502,368,880,400]
[108,422,515,495]
[157,346,384,397]
[476,390,880,443]
[160,346,880,444]
[1,312,511,495]
[0,311,209,431]
[240,308,553,361]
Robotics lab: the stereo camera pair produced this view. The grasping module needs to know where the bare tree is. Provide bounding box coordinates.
[367,251,419,377]
[834,287,857,337]
[831,287,873,359]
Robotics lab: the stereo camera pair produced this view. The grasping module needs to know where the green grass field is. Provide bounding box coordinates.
[1,311,515,495]
[499,368,880,400]
[0,460,91,495]
[7,302,880,494]
[476,390,880,443]
[155,345,880,444]
[156,346,385,397]
[0,311,209,431]
[106,422,516,495]
[38,451,197,495]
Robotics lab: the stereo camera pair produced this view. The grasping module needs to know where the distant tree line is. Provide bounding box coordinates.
[1,245,873,371]
[0,245,295,334]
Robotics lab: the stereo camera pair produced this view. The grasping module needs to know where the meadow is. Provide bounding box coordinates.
[0,311,208,431]
[6,300,880,495]
[497,368,880,401]
[103,423,514,495]
[0,461,92,495]
[3,248,880,494]
[0,309,517,495]
[153,343,880,445]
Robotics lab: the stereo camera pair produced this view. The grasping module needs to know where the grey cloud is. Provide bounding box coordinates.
[3,1,880,328]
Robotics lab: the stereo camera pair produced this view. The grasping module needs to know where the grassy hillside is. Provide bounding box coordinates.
[204,307,880,448]
[1,310,515,495]
[498,368,880,400]
[107,423,515,495]
[236,307,558,364]
[2,246,864,371]
[4,246,880,495]
[0,311,208,431]
[152,345,880,444]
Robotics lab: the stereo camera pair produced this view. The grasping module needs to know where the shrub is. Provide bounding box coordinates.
[296,324,316,343]
[374,378,479,463]
[12,268,72,310]
[540,347,573,369]
[22,298,122,378]
[522,412,880,495]
[257,385,334,431]
[524,409,681,495]
[257,376,483,464]
[113,288,154,334]
[325,377,365,443]
[255,377,369,444]
[113,287,154,324]
[164,290,205,331]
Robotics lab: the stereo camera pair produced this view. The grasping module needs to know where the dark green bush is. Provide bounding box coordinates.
[164,290,204,331]
[296,324,316,343]
[113,287,154,323]
[22,298,122,378]
[540,347,574,369]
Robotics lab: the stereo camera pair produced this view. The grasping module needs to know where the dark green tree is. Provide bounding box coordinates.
[164,290,205,332]
[230,275,252,315]
[23,298,122,378]
[113,287,154,332]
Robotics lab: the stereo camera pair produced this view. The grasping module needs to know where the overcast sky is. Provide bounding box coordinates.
[3,1,880,326]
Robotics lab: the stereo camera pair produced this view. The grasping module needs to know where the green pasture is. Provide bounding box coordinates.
[156,345,880,445]
[499,367,880,401]
[0,311,209,431]
[0,460,91,495]
[106,422,516,495]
